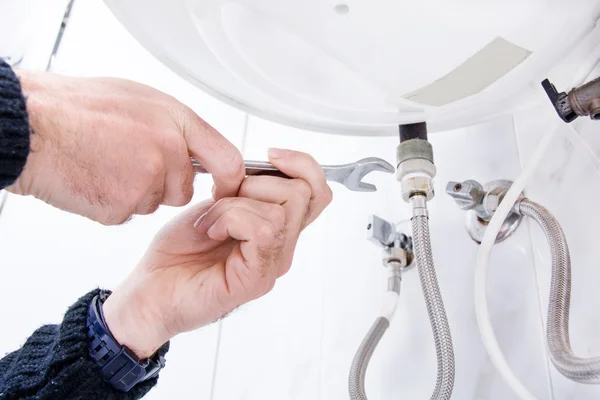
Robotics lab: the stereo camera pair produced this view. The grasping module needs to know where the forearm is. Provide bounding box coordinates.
[0,290,161,400]
[0,59,30,190]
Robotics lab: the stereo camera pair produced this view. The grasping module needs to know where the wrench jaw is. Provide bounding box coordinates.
[356,181,378,192]
[343,159,395,192]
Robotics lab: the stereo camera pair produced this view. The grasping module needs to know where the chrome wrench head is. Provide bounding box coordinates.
[324,157,395,192]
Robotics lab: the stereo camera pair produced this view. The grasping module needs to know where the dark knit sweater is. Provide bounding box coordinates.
[0,59,29,189]
[0,60,165,398]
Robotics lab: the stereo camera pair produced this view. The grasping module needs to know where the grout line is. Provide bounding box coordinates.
[512,113,556,400]
[0,191,8,221]
[46,0,77,72]
[209,113,249,400]
[209,322,224,400]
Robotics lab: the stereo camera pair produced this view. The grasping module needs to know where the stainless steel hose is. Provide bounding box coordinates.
[517,199,600,383]
[348,195,455,400]
[349,263,401,400]
[349,317,391,400]
[411,195,455,400]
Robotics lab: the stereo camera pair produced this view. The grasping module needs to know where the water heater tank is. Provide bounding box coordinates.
[104,0,600,135]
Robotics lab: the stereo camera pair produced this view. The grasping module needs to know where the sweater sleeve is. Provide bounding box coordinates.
[0,290,168,400]
[0,58,30,190]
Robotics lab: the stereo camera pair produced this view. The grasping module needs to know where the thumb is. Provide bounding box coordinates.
[181,112,244,199]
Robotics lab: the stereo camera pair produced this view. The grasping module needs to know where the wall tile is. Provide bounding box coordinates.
[0,0,70,70]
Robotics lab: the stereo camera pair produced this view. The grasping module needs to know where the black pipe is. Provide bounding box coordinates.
[399,122,428,143]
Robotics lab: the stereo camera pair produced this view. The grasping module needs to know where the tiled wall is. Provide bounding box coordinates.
[211,114,550,400]
[2,1,600,399]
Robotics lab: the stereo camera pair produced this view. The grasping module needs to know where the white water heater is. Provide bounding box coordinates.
[104,0,600,135]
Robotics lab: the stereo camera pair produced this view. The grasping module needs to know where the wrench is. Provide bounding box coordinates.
[191,157,394,192]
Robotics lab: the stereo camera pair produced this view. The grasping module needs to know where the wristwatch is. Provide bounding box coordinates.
[86,292,167,392]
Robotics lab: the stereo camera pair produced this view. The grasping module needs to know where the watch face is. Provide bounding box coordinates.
[105,0,600,135]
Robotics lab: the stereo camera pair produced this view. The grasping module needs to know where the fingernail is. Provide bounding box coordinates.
[211,185,217,200]
[194,213,207,230]
[268,148,289,159]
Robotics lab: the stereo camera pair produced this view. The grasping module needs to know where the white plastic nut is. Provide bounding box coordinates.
[396,158,437,181]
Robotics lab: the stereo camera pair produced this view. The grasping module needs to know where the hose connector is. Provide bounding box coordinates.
[396,138,436,203]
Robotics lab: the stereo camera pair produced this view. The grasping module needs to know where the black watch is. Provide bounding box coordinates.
[86,292,167,392]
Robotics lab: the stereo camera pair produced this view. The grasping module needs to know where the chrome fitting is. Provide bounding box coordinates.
[410,194,429,218]
[396,139,437,203]
[446,179,524,244]
[367,215,414,271]
[400,174,435,202]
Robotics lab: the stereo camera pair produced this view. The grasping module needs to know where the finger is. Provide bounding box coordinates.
[205,207,284,272]
[195,197,285,235]
[176,110,245,200]
[239,175,312,277]
[147,198,216,252]
[162,135,196,207]
[134,167,166,215]
[162,156,196,207]
[238,175,311,234]
[267,149,333,226]
[164,198,216,234]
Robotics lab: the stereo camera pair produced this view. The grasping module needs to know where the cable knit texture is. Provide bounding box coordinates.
[0,58,30,189]
[0,290,168,399]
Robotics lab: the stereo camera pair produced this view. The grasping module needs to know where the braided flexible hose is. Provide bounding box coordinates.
[348,197,455,399]
[412,213,455,400]
[349,317,391,400]
[349,263,401,400]
[518,199,600,383]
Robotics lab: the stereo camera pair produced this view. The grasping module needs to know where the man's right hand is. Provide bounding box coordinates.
[7,71,245,224]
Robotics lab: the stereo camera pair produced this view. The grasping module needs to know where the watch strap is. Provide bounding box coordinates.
[86,292,166,392]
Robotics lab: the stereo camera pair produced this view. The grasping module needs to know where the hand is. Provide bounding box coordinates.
[102,149,333,358]
[7,71,244,224]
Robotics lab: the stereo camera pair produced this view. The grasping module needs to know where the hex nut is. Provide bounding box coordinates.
[482,187,507,217]
[401,176,435,202]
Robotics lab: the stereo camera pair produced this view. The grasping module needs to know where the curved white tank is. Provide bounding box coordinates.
[104,0,600,135]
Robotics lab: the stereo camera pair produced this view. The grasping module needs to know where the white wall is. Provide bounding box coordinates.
[2,1,600,399]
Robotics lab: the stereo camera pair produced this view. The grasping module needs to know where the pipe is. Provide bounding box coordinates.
[348,197,456,400]
[352,123,453,399]
[349,318,390,400]
[411,195,455,400]
[517,199,600,383]
[399,122,428,143]
[349,263,401,400]
[569,76,600,121]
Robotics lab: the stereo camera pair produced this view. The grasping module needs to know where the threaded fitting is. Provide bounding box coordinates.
[397,139,436,202]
